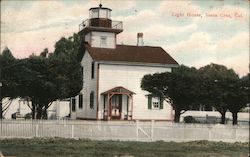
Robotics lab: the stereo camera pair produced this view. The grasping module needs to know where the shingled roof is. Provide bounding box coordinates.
[84,43,178,65]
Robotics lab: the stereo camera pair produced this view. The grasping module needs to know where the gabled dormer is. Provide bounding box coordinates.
[79,4,123,49]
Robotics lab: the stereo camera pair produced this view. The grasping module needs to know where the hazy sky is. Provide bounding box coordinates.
[1,0,249,76]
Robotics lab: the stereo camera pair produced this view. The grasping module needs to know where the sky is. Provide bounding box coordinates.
[1,0,249,76]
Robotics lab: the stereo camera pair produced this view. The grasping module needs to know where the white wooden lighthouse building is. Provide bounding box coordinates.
[70,4,178,120]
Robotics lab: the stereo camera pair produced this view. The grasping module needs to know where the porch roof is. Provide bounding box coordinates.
[101,86,135,95]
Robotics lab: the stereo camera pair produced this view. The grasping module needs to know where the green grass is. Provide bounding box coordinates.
[0,138,248,157]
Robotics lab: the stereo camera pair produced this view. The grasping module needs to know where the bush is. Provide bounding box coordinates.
[183,116,198,123]
[25,113,32,119]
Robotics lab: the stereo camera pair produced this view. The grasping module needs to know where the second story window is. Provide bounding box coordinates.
[81,67,84,86]
[91,62,95,79]
[100,36,107,47]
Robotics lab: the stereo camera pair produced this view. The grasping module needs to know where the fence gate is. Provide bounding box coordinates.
[136,120,154,141]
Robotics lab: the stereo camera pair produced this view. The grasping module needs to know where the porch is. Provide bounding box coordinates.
[101,86,135,120]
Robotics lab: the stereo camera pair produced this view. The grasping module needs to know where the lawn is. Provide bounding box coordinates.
[0,138,248,157]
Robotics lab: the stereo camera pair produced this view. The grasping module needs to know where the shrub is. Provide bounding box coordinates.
[183,116,198,123]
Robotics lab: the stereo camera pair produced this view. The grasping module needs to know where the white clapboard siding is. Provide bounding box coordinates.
[91,31,116,49]
[98,63,173,120]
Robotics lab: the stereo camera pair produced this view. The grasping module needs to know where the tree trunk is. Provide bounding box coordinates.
[0,98,2,119]
[232,111,238,125]
[42,108,48,119]
[36,106,43,119]
[174,109,181,123]
[31,102,36,119]
[220,111,226,124]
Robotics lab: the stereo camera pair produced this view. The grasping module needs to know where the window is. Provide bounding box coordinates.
[152,97,160,109]
[148,96,163,110]
[79,94,83,109]
[90,91,94,109]
[81,67,84,86]
[81,67,84,77]
[100,36,107,47]
[91,9,99,18]
[99,9,107,18]
[71,97,76,112]
[91,62,95,79]
[107,11,111,19]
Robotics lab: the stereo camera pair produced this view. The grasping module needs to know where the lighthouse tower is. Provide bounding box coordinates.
[79,4,123,49]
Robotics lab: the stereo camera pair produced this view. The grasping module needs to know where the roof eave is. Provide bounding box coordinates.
[95,60,179,68]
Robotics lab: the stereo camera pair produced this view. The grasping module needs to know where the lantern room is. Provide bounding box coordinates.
[89,4,112,28]
[79,4,123,33]
[78,4,123,49]
[90,4,111,19]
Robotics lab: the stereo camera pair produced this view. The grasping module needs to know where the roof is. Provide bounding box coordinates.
[83,43,178,65]
[101,86,135,95]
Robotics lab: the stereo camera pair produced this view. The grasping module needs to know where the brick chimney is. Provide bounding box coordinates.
[137,33,143,46]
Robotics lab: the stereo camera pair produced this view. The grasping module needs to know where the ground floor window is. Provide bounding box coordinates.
[71,97,76,112]
[148,95,163,110]
[79,94,83,109]
[90,91,94,109]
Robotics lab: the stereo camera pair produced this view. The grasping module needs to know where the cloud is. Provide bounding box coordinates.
[144,23,197,40]
[217,32,249,55]
[101,0,136,12]
[165,31,249,76]
[166,32,216,55]
[115,9,158,31]
[1,24,77,58]
[159,1,201,15]
[1,1,93,33]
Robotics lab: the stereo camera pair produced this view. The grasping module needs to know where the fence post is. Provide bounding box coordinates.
[35,124,39,137]
[151,120,154,141]
[208,126,212,141]
[136,120,139,141]
[71,125,74,138]
[234,127,237,141]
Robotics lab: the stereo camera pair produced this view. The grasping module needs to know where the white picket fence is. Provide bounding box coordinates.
[0,120,248,143]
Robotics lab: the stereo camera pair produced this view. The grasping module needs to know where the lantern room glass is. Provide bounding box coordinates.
[90,8,111,19]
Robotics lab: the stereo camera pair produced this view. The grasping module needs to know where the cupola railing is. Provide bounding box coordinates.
[79,19,123,32]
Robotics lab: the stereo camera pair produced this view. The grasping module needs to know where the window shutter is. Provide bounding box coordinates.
[148,95,152,109]
[160,97,163,109]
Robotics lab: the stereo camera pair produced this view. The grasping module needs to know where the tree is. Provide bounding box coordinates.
[0,47,17,119]
[20,33,83,119]
[0,47,17,98]
[226,73,249,125]
[141,65,200,122]
[0,34,83,119]
[199,63,239,124]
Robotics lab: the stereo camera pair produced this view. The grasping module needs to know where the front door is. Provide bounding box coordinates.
[111,95,122,119]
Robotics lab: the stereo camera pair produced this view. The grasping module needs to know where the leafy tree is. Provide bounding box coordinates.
[0,47,17,98]
[0,47,17,118]
[226,73,249,125]
[1,34,83,119]
[141,65,200,122]
[40,48,49,58]
[199,63,239,124]
[22,33,83,119]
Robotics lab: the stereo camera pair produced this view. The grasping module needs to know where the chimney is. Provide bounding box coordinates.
[137,33,143,46]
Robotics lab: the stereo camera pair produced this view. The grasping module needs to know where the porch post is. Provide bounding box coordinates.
[127,94,133,120]
[131,94,133,120]
[126,95,129,120]
[107,93,110,120]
